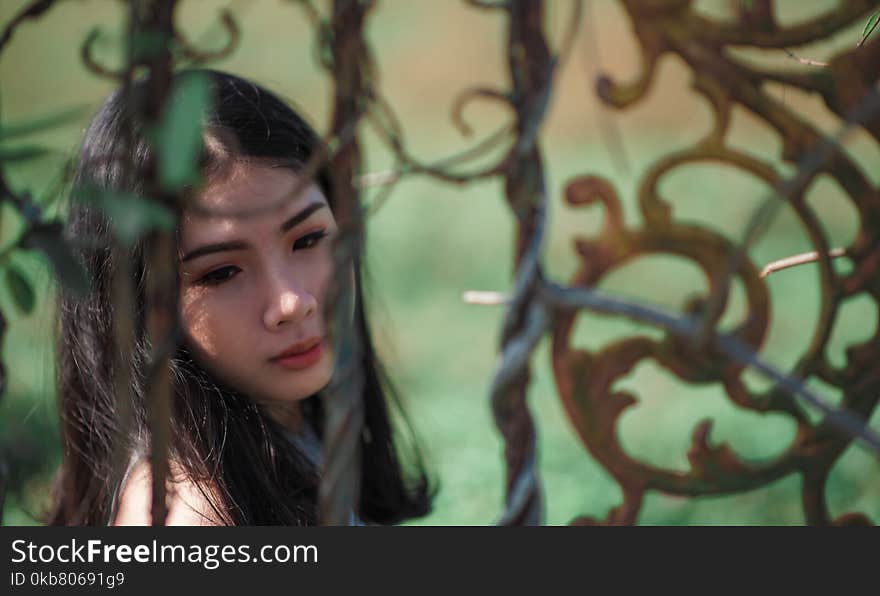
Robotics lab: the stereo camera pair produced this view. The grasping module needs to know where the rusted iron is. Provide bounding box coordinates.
[488,0,555,526]
[174,8,240,65]
[318,0,372,526]
[551,0,880,525]
[0,0,60,54]
[128,0,181,528]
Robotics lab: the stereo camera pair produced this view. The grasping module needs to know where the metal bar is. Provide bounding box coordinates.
[319,0,371,526]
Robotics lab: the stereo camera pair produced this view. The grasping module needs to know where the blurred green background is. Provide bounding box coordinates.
[1,0,878,525]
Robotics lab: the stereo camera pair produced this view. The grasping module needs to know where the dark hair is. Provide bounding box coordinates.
[47,69,434,525]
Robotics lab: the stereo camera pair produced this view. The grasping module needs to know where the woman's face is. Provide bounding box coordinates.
[178,162,340,427]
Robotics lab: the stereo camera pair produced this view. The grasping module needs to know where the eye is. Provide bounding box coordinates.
[196,265,241,286]
[293,230,327,251]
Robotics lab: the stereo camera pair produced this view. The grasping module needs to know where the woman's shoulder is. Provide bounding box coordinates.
[112,458,227,526]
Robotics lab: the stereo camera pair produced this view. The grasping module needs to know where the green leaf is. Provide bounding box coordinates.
[19,221,88,300]
[0,105,90,142]
[76,185,175,246]
[862,11,880,43]
[0,145,50,164]
[5,265,35,315]
[152,71,211,192]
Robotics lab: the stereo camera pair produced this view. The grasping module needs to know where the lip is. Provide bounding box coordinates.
[270,337,324,370]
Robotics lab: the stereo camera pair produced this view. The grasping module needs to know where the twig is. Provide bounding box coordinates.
[356,169,401,188]
[356,122,513,189]
[537,280,880,455]
[468,278,880,455]
[0,0,59,55]
[783,49,828,67]
[697,77,880,343]
[451,87,511,137]
[80,28,126,80]
[466,0,511,9]
[174,8,240,64]
[463,290,508,305]
[760,247,846,278]
[364,87,511,185]
[362,1,579,191]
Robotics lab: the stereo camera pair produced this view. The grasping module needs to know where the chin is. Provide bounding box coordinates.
[279,360,334,401]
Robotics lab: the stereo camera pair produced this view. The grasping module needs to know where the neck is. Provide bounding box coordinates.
[263,402,305,434]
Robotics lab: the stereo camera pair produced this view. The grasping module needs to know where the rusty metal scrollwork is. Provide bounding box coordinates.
[551,0,880,525]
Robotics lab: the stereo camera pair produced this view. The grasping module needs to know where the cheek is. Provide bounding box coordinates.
[180,289,233,360]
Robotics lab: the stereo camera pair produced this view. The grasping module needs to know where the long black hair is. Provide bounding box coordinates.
[48,69,434,525]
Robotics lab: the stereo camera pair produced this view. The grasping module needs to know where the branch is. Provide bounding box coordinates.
[760,247,846,278]
[536,280,880,455]
[463,290,509,306]
[365,90,512,185]
[356,122,513,189]
[80,28,126,80]
[783,49,828,67]
[466,279,880,455]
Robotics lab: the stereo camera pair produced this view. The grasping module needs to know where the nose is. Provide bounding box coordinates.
[262,268,318,330]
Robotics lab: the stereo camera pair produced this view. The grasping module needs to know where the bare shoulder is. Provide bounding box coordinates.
[112,459,227,526]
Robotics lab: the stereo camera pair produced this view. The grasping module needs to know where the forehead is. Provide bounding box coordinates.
[181,163,329,240]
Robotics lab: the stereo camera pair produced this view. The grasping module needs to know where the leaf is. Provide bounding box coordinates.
[152,71,211,192]
[0,145,50,164]
[19,221,88,300]
[0,105,90,142]
[76,185,175,246]
[860,11,880,46]
[5,265,35,315]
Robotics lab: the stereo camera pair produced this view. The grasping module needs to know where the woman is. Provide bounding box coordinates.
[47,69,433,526]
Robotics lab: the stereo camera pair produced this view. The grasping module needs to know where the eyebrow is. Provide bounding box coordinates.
[180,201,327,263]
